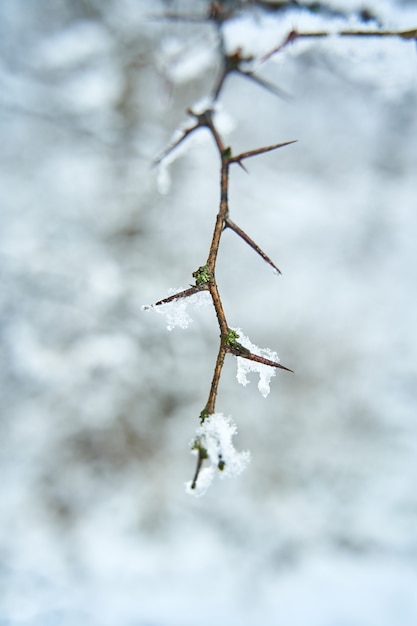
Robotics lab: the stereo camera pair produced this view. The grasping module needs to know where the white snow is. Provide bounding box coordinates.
[186,413,251,496]
[142,288,210,330]
[233,327,280,397]
[33,20,113,70]
[156,34,217,84]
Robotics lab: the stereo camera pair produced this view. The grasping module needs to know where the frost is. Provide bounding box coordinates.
[199,413,251,478]
[142,289,210,331]
[186,413,251,496]
[233,328,280,397]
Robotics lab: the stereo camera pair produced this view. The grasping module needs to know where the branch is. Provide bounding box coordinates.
[262,27,417,62]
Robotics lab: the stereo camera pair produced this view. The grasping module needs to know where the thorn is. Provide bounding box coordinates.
[212,70,227,101]
[261,27,417,63]
[241,352,294,373]
[236,160,249,173]
[225,217,282,274]
[240,70,290,100]
[230,139,297,163]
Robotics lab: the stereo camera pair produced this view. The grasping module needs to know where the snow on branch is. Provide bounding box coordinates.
[186,413,251,497]
[233,329,281,398]
[142,288,210,331]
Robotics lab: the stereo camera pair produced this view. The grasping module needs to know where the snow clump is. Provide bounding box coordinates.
[142,289,210,331]
[233,328,280,397]
[186,413,251,497]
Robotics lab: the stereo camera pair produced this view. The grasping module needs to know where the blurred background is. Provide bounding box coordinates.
[1,0,417,624]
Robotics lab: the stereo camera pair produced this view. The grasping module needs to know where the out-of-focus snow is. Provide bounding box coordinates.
[157,34,217,84]
[33,20,114,70]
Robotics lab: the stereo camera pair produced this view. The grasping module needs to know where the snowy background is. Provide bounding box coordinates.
[1,0,417,624]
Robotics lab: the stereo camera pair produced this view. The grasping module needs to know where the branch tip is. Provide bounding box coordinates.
[230,139,297,163]
[225,217,282,274]
[149,286,201,308]
[241,352,294,374]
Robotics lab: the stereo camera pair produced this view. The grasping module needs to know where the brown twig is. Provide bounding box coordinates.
[262,27,417,63]
[203,344,227,417]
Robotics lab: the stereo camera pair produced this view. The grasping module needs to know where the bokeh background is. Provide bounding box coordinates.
[1,1,417,624]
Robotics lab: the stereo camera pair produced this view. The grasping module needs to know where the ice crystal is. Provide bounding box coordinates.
[233,328,280,397]
[186,413,251,496]
[142,289,210,331]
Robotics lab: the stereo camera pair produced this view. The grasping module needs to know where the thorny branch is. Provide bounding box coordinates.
[148,0,417,491]
[152,114,295,488]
